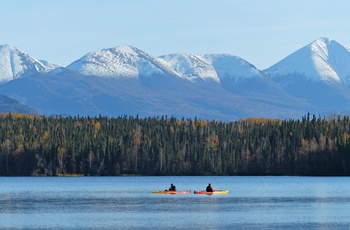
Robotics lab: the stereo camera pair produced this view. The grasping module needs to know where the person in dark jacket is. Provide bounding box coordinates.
[169,183,176,191]
[206,183,214,192]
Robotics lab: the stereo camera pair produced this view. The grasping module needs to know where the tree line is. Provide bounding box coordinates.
[0,113,349,176]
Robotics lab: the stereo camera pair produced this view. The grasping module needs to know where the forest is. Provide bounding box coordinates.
[0,113,350,176]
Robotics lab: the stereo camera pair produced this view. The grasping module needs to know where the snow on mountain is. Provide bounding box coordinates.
[202,53,304,108]
[39,60,62,70]
[0,44,54,84]
[204,54,264,82]
[265,37,350,85]
[158,53,266,85]
[264,37,350,112]
[159,53,220,83]
[66,45,180,79]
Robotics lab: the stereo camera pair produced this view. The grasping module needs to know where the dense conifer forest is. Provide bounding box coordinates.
[0,113,350,176]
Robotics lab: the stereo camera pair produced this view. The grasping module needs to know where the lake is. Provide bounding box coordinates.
[0,176,349,229]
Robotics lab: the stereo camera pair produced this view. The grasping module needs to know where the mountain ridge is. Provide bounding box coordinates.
[66,45,181,79]
[0,37,349,120]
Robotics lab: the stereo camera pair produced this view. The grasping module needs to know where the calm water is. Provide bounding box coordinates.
[0,176,349,229]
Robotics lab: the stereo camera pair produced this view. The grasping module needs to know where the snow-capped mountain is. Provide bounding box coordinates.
[265,37,350,85]
[67,45,180,79]
[264,37,350,112]
[157,53,298,106]
[0,44,57,84]
[159,53,220,83]
[3,37,350,120]
[158,53,285,92]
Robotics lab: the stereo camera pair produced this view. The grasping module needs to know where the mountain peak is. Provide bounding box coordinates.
[0,44,54,84]
[309,37,336,59]
[0,44,25,54]
[0,44,15,49]
[265,37,350,85]
[314,37,331,43]
[110,45,139,53]
[67,45,179,79]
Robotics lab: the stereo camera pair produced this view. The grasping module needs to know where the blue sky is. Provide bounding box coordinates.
[1,0,350,69]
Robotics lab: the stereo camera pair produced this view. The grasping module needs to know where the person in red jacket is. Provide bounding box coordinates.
[206,183,214,192]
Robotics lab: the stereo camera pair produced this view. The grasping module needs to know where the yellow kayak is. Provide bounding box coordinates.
[194,190,229,195]
[152,190,191,194]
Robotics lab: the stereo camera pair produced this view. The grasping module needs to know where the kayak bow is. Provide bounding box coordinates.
[152,190,191,194]
[194,190,229,195]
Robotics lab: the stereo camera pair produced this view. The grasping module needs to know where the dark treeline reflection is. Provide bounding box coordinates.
[0,113,349,176]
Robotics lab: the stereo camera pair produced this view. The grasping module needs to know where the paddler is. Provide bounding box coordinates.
[206,183,214,192]
[169,183,176,191]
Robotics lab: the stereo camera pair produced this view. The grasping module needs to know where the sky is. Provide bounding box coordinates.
[1,0,350,69]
